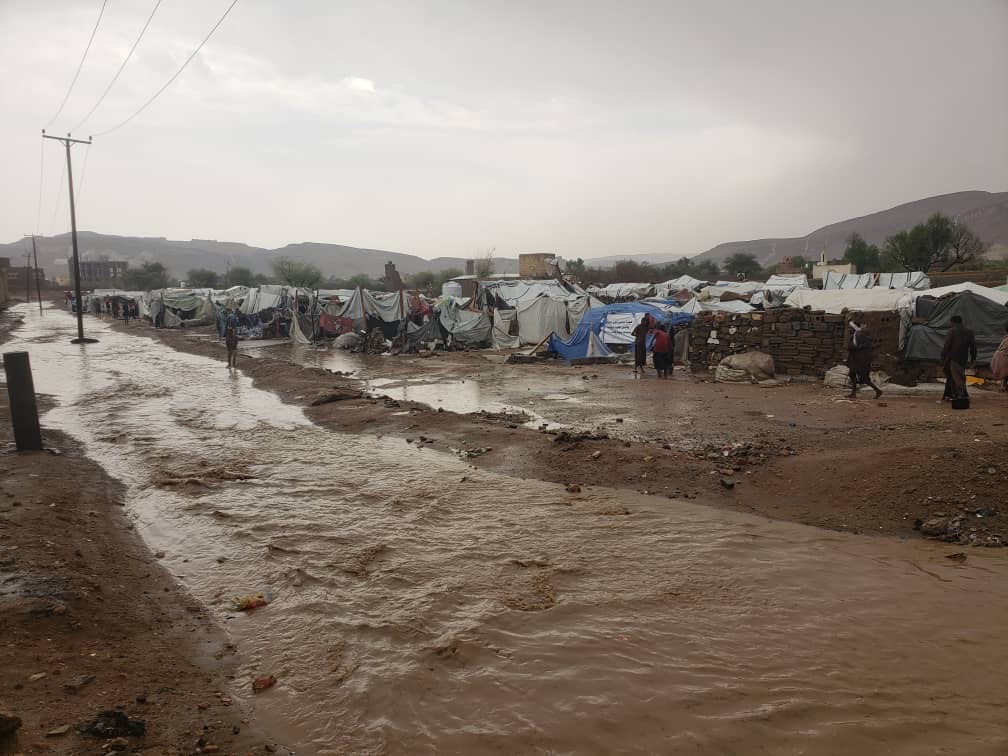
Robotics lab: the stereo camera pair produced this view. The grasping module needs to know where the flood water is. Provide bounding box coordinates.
[4,305,1008,755]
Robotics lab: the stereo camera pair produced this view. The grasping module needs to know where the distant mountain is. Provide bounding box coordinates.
[691,191,1008,268]
[0,232,517,281]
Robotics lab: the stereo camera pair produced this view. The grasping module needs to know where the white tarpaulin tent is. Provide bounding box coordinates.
[654,275,706,297]
[516,296,570,344]
[600,312,644,345]
[900,282,1008,307]
[824,271,930,290]
[681,298,755,314]
[783,287,906,314]
[588,282,653,299]
[492,308,519,349]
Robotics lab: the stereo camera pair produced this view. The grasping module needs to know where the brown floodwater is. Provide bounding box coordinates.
[5,305,1007,755]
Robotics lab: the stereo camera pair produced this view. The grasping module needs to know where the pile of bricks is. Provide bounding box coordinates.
[688,307,901,377]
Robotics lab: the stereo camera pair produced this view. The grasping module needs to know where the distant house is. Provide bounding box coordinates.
[74,259,129,284]
[812,250,853,281]
[519,252,562,280]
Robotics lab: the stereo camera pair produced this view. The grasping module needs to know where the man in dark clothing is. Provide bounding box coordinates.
[631,314,651,377]
[651,325,671,378]
[941,314,977,400]
[225,325,239,368]
[846,314,882,399]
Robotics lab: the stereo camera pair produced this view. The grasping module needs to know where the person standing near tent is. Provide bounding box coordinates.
[941,314,977,401]
[651,323,671,378]
[846,314,882,399]
[122,301,131,327]
[225,324,239,369]
[991,322,1008,392]
[632,314,652,377]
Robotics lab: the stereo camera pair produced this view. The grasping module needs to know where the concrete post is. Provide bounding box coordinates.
[2,351,43,451]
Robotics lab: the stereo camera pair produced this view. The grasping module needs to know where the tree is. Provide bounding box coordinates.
[842,233,881,274]
[270,256,322,287]
[787,255,808,271]
[473,247,496,279]
[121,261,169,291]
[187,268,220,288]
[723,252,762,279]
[564,257,587,282]
[405,268,463,294]
[692,260,720,280]
[883,213,985,272]
[226,265,255,287]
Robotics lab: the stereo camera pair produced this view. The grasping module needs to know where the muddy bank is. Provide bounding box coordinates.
[116,318,1008,545]
[0,318,270,754]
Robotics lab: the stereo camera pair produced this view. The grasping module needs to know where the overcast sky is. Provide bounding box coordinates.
[1,0,1006,259]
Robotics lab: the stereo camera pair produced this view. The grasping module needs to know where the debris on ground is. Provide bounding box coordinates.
[80,710,146,738]
[0,711,22,737]
[252,675,277,693]
[235,592,270,611]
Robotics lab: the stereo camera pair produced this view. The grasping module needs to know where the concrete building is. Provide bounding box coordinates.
[812,250,854,281]
[518,252,562,280]
[75,259,129,284]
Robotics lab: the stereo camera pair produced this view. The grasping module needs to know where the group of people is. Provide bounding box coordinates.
[847,313,1008,401]
[631,314,676,378]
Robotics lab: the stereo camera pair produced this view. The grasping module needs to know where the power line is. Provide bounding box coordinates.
[45,0,110,128]
[75,143,92,207]
[93,0,241,137]
[34,137,46,235]
[49,160,67,235]
[70,0,165,134]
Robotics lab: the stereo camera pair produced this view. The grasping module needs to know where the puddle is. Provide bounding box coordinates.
[2,304,1007,755]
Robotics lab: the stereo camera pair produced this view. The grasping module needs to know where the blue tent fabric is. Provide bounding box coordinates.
[548,302,693,361]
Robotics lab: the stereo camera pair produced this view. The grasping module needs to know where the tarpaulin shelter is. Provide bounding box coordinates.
[480,279,598,346]
[547,301,693,361]
[904,290,1008,365]
[680,298,754,314]
[823,271,930,290]
[902,282,1008,307]
[587,282,653,300]
[439,297,492,345]
[783,287,907,314]
[654,275,706,298]
[145,288,217,327]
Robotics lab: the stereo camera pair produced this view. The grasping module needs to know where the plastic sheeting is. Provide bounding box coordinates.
[902,282,1008,307]
[904,291,1008,365]
[783,288,905,314]
[654,275,706,297]
[823,271,930,290]
[492,308,520,349]
[439,301,492,345]
[588,282,653,299]
[680,298,754,314]
[764,274,810,289]
[241,285,288,315]
[548,322,612,361]
[516,296,570,344]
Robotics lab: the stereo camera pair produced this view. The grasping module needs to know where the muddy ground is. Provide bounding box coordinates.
[117,317,1007,545]
[0,309,273,755]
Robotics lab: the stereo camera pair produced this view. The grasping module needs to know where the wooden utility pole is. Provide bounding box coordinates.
[42,130,95,344]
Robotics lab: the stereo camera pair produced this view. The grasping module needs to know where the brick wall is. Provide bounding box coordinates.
[688,307,901,377]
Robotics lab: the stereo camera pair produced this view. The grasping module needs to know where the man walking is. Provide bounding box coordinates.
[651,323,671,378]
[941,314,977,402]
[631,314,651,378]
[846,314,882,399]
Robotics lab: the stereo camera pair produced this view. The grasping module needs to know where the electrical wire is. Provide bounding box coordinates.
[45,0,110,128]
[92,0,241,137]
[74,143,92,208]
[49,160,67,235]
[70,0,165,134]
[35,137,46,235]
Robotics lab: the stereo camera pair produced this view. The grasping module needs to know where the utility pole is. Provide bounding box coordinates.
[24,251,31,304]
[42,131,95,343]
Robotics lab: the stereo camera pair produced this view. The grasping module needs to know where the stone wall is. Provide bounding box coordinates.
[688,307,902,377]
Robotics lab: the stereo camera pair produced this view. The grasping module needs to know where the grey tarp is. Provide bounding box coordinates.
[904,291,1008,366]
[492,308,520,349]
[440,301,492,345]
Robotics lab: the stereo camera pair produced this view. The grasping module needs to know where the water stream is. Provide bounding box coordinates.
[3,305,1007,755]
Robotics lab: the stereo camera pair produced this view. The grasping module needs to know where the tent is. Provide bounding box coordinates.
[654,275,706,298]
[547,301,692,361]
[587,282,653,299]
[902,282,1008,308]
[823,271,930,290]
[680,298,754,314]
[439,297,492,345]
[783,288,906,314]
[904,291,1008,365]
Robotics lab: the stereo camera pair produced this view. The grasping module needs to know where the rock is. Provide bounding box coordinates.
[0,712,22,737]
[919,517,949,537]
[590,451,602,460]
[720,478,736,490]
[945,552,967,561]
[46,724,71,737]
[107,736,129,751]
[81,710,145,738]
[28,672,47,682]
[565,484,581,494]
[64,674,95,693]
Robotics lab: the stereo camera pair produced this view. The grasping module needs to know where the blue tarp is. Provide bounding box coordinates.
[548,302,693,361]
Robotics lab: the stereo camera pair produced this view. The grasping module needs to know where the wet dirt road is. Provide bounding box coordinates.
[5,305,1008,755]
